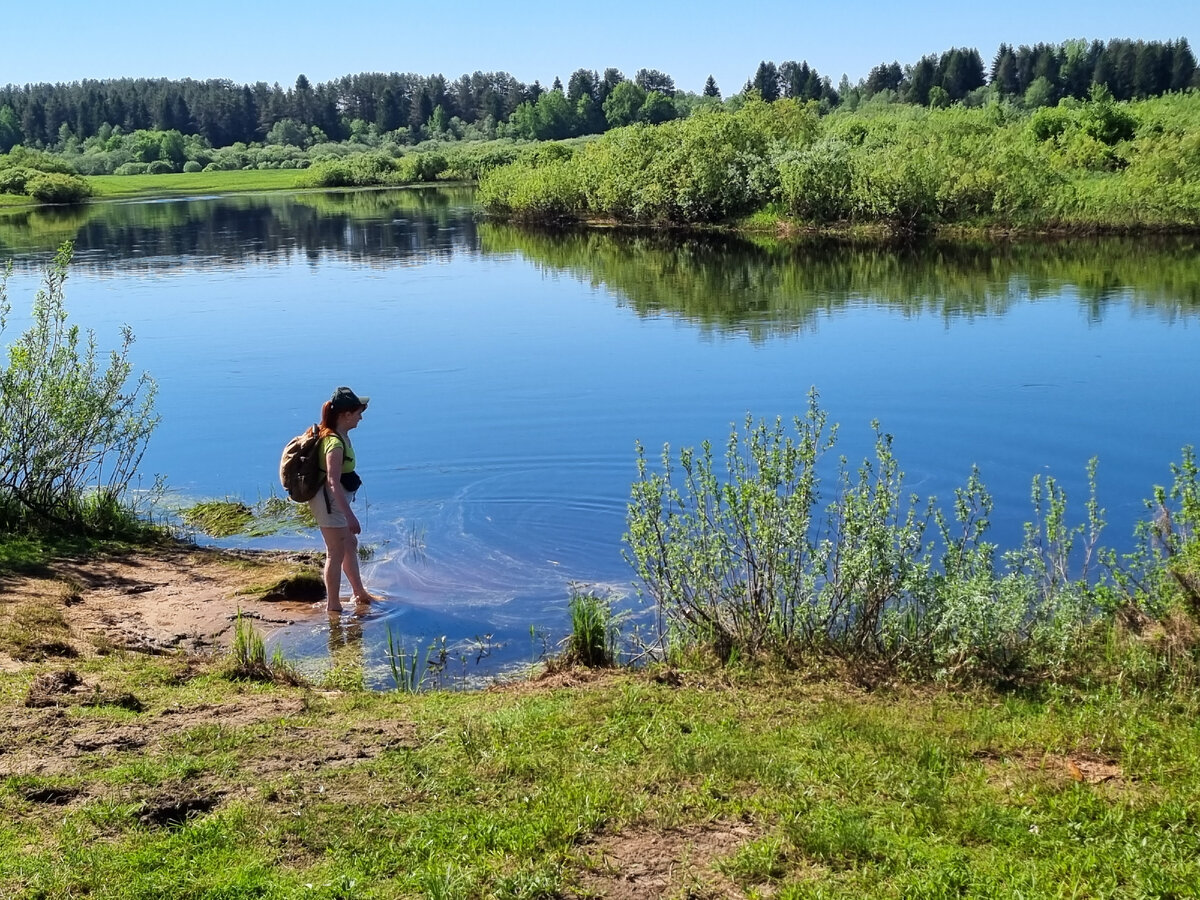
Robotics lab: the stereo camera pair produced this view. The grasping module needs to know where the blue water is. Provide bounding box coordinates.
[2,189,1197,683]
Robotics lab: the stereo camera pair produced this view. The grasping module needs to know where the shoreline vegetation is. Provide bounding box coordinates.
[475,90,1200,235]
[2,35,1198,240]
[0,82,1195,237]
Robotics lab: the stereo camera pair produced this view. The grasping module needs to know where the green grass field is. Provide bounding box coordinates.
[2,640,1198,898]
[86,169,304,200]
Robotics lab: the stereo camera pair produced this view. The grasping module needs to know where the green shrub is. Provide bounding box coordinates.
[477,158,582,221]
[113,162,150,176]
[145,160,174,175]
[625,390,1127,678]
[1030,106,1075,142]
[182,160,203,173]
[0,167,29,194]
[777,139,854,221]
[0,146,75,174]
[0,242,157,534]
[302,153,399,188]
[394,151,447,183]
[24,172,92,203]
[517,142,575,167]
[847,141,941,230]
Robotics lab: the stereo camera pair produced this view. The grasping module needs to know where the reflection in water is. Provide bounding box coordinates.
[480,225,1200,335]
[327,615,364,661]
[3,187,1198,329]
[0,186,479,271]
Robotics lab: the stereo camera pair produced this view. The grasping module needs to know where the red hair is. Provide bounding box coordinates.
[318,401,341,438]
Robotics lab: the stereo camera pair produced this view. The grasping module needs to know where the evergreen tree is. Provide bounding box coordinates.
[753,61,780,101]
[905,55,936,105]
[634,68,676,97]
[567,69,597,104]
[1169,38,1198,91]
[0,105,21,152]
[703,75,720,98]
[991,45,1019,95]
[864,61,903,97]
[377,87,403,132]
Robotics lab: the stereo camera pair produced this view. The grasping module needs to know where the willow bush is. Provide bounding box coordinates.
[624,390,1196,682]
[0,242,158,534]
[480,91,1200,232]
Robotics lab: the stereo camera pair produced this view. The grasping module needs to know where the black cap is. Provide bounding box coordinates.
[330,386,369,412]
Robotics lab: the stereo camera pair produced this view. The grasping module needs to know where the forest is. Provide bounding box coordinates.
[1,37,1196,157]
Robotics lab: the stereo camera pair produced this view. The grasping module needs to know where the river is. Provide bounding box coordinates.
[1,186,1197,683]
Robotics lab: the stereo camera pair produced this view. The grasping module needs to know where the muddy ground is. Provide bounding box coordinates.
[0,545,325,664]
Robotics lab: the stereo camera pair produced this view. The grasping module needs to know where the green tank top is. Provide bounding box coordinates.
[317,433,355,474]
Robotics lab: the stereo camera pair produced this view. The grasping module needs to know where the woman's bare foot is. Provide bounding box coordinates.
[351,593,380,606]
[322,600,343,614]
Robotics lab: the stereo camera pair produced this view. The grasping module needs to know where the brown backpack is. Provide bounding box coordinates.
[279,426,323,502]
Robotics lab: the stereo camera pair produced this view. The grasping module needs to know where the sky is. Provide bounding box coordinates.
[2,1,1196,97]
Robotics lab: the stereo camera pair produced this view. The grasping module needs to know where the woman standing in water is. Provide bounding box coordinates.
[309,386,377,613]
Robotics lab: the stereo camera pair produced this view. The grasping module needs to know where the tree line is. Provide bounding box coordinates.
[853,38,1198,108]
[0,37,1195,155]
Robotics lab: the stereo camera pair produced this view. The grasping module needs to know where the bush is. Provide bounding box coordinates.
[145,160,174,175]
[476,158,582,221]
[0,167,29,194]
[0,242,158,534]
[113,162,150,176]
[182,161,202,173]
[624,390,1126,679]
[302,153,398,188]
[25,172,92,204]
[1030,106,1075,142]
[778,139,854,221]
[394,152,447,183]
[0,147,75,174]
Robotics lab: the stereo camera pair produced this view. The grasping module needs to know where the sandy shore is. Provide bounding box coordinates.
[0,545,326,666]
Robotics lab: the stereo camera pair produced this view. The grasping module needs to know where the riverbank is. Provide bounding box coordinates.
[0,170,305,211]
[0,544,323,661]
[2,552,1199,896]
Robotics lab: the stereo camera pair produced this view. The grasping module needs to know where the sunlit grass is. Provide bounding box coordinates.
[87,169,303,199]
[2,651,1199,897]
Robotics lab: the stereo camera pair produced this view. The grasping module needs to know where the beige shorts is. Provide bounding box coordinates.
[307,485,356,529]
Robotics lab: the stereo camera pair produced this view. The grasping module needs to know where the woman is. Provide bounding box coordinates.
[309,386,376,613]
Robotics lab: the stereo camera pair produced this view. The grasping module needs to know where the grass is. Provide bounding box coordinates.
[0,599,76,661]
[86,169,304,200]
[2,638,1200,898]
[0,525,174,575]
[180,495,316,539]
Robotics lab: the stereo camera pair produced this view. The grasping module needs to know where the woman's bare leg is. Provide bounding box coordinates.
[339,531,376,603]
[321,527,348,613]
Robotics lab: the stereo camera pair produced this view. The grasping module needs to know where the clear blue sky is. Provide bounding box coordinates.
[3,1,1196,96]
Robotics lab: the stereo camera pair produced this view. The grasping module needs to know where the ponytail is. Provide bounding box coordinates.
[318,400,340,438]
